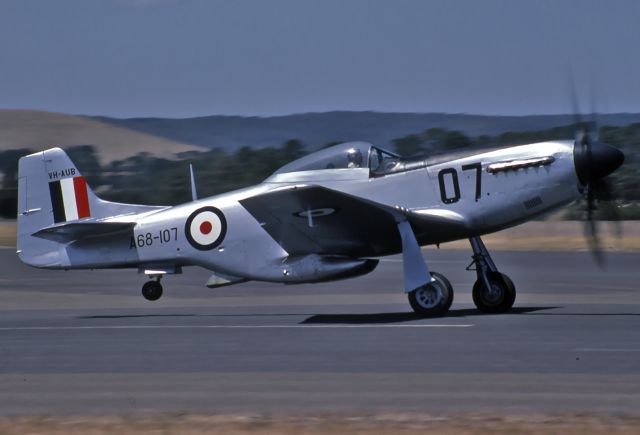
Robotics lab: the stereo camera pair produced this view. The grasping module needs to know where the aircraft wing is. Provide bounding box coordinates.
[239,185,467,257]
[240,185,401,256]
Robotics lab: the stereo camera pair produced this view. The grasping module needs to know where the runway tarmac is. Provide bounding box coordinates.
[0,246,638,416]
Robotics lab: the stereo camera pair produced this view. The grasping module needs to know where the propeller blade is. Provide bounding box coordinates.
[589,81,599,140]
[585,223,605,267]
[568,72,583,129]
[593,178,623,238]
[568,76,625,266]
[584,183,606,267]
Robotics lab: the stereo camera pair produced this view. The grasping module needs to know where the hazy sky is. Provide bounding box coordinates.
[0,0,639,117]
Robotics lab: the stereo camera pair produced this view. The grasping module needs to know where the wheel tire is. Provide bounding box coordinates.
[500,273,516,310]
[408,272,454,317]
[142,281,163,301]
[472,272,516,313]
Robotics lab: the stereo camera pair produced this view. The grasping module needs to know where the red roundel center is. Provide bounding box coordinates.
[199,221,213,235]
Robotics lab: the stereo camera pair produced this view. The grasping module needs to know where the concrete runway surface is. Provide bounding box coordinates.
[0,246,638,417]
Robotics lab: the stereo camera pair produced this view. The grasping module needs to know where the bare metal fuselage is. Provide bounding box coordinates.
[44,140,579,283]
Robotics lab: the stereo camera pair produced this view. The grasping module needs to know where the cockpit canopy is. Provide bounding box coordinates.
[269,142,402,182]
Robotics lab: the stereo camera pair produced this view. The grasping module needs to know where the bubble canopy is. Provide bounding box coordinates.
[272,142,399,176]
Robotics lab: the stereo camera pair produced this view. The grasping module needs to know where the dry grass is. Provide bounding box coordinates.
[0,109,206,163]
[0,221,15,247]
[440,221,640,251]
[3,220,640,251]
[0,413,638,434]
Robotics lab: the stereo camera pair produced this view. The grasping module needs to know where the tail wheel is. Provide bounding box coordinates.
[408,272,454,317]
[142,280,163,301]
[472,272,516,313]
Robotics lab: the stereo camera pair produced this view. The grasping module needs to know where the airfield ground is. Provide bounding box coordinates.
[0,414,639,434]
[0,242,638,433]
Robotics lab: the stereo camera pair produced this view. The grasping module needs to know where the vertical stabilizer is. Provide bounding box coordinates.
[17,147,165,268]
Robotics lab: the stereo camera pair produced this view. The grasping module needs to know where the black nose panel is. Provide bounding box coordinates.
[574,141,625,184]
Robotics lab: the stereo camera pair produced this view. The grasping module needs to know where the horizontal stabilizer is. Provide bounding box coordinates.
[32,221,135,243]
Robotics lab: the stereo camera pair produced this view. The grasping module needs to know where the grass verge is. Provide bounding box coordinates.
[0,413,639,434]
[2,221,639,251]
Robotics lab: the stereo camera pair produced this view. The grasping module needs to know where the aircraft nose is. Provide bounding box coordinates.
[574,140,625,185]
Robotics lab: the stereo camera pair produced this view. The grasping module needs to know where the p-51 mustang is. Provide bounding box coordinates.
[17,130,624,316]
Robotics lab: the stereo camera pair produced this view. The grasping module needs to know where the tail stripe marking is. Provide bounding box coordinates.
[48,176,91,223]
[60,177,79,221]
[73,177,90,218]
[48,181,66,223]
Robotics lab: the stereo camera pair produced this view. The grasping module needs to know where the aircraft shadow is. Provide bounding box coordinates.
[75,307,638,323]
[524,312,640,317]
[301,306,558,324]
[78,307,565,322]
[77,313,308,319]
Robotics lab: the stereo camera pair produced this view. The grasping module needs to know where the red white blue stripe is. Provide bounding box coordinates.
[48,176,91,223]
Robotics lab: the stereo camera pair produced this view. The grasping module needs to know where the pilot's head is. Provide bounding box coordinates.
[347,148,363,168]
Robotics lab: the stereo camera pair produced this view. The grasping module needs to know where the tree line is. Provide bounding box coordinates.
[0,124,638,219]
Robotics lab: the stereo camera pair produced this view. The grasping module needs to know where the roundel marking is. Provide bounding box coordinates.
[185,206,227,251]
[293,208,337,218]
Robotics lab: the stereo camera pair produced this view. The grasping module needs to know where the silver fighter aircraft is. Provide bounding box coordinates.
[16,131,624,316]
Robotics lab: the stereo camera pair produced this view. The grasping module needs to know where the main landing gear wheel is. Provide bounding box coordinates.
[472,272,516,313]
[408,272,454,317]
[142,280,163,301]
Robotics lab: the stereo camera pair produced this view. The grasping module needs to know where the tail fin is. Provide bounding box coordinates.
[17,147,164,267]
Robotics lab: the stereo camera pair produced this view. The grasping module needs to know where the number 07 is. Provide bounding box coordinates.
[437,162,482,204]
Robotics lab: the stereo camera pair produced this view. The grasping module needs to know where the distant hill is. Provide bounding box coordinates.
[2,110,640,162]
[96,111,640,151]
[1,109,638,219]
[0,110,207,163]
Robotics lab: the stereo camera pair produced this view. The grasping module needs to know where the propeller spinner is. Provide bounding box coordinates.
[573,135,624,185]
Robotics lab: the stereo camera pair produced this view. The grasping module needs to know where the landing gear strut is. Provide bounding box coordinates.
[142,276,163,301]
[468,236,516,313]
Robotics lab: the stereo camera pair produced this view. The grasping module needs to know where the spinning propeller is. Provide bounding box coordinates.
[570,87,625,265]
